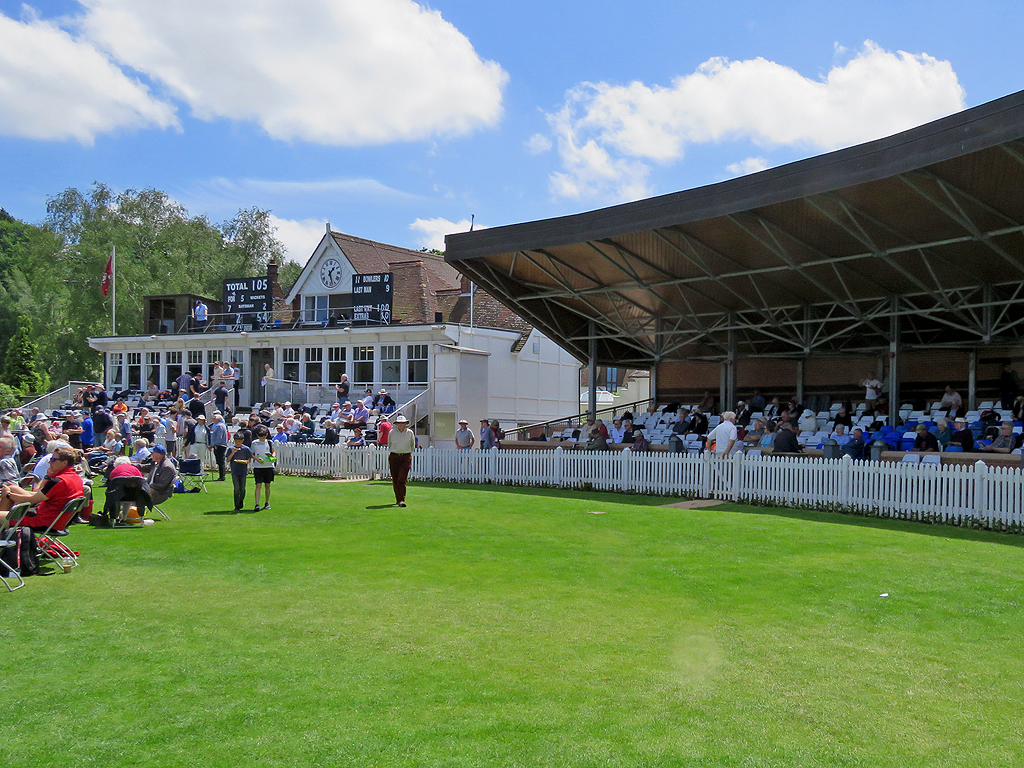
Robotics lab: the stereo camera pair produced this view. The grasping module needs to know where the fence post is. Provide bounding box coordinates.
[732,450,743,502]
[700,450,711,499]
[840,454,852,509]
[553,446,563,488]
[620,448,630,492]
[974,460,988,525]
[489,446,498,484]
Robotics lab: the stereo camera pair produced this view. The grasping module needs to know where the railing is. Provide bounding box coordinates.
[21,381,103,412]
[502,396,656,440]
[272,445,1024,531]
[176,312,390,334]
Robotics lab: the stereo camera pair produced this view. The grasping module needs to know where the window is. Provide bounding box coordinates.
[304,347,323,383]
[108,352,123,388]
[127,352,142,390]
[407,344,428,384]
[187,350,203,373]
[207,349,222,383]
[328,346,346,383]
[145,351,161,390]
[166,351,182,385]
[381,345,401,384]
[283,347,300,381]
[229,349,244,384]
[303,294,329,323]
[353,346,374,384]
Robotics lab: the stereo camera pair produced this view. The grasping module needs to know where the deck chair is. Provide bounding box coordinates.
[35,497,86,570]
[178,457,209,493]
[0,502,32,591]
[921,454,941,466]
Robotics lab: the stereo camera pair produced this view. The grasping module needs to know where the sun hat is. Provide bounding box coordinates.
[458,418,468,424]
[394,415,409,423]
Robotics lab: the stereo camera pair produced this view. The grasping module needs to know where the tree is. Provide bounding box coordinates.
[2,315,48,395]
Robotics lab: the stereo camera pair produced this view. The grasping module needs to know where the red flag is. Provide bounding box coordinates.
[101,253,113,297]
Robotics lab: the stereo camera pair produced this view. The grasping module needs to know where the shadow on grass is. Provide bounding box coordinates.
[203,509,241,516]
[354,479,1024,548]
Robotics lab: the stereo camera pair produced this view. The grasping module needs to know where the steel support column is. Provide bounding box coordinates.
[796,359,804,406]
[888,295,900,428]
[588,321,597,420]
[968,350,977,411]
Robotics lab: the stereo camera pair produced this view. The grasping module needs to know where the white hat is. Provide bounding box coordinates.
[394,414,409,423]
[458,418,468,424]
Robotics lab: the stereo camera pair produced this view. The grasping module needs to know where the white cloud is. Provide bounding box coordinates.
[726,156,769,176]
[77,0,508,145]
[269,215,327,260]
[526,133,552,154]
[409,217,484,251]
[542,41,965,202]
[0,11,177,143]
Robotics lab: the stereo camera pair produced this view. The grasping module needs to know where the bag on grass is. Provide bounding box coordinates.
[1,527,39,576]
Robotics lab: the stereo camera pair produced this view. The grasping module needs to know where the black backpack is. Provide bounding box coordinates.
[1,527,39,577]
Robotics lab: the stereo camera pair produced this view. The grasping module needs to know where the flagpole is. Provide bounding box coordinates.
[111,245,116,335]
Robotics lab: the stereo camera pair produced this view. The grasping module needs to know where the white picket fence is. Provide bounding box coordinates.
[274,444,1024,531]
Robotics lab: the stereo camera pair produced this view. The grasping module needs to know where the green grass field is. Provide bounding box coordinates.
[3,476,1023,767]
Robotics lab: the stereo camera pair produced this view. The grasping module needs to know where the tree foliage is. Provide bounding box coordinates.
[1,315,48,395]
[0,186,303,389]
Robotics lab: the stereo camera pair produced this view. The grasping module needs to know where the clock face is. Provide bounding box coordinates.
[320,258,342,289]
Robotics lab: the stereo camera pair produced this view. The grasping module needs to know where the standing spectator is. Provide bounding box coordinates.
[1000,363,1020,411]
[226,433,252,512]
[706,411,738,456]
[193,414,209,458]
[61,412,83,450]
[208,412,229,481]
[193,299,209,330]
[176,369,194,401]
[860,373,883,413]
[386,414,415,507]
[213,381,230,415]
[80,410,95,450]
[251,425,275,510]
[335,374,350,402]
[454,419,475,449]
[231,361,242,403]
[481,420,500,450]
[376,414,392,447]
[479,418,489,444]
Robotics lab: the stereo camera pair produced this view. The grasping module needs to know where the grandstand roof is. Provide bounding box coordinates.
[446,89,1024,366]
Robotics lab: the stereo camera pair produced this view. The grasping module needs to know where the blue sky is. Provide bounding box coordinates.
[1,1,1022,261]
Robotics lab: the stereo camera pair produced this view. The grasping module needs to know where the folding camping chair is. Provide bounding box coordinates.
[34,497,86,571]
[177,457,209,493]
[103,476,153,527]
[0,503,31,591]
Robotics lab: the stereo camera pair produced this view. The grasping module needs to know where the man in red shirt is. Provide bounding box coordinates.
[0,445,84,529]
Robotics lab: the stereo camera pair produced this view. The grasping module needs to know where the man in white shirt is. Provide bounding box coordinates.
[454,419,475,449]
[386,414,415,507]
[609,419,628,444]
[705,411,738,456]
[860,374,882,410]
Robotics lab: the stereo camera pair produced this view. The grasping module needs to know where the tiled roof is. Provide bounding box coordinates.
[323,231,532,333]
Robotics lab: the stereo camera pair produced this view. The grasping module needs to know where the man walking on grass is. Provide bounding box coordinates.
[386,414,415,507]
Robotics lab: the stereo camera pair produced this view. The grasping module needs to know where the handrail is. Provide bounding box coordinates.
[21,380,103,411]
[391,389,429,422]
[503,395,656,439]
[174,311,390,334]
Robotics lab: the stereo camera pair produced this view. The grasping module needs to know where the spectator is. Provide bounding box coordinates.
[373,389,396,414]
[144,380,160,405]
[772,422,802,453]
[1000,363,1020,410]
[345,403,369,429]
[193,299,209,330]
[376,414,392,447]
[980,422,1015,454]
[609,418,627,443]
[345,427,366,447]
[689,408,709,435]
[272,424,290,444]
[798,409,817,433]
[832,425,851,446]
[749,389,766,413]
[934,419,953,450]
[481,419,500,450]
[743,418,767,446]
[328,402,343,420]
[629,430,650,452]
[950,417,975,452]
[833,404,854,429]
[322,420,340,446]
[251,425,275,511]
[938,385,963,419]
[109,455,143,479]
[213,381,230,414]
[208,412,229,481]
[912,424,939,453]
[81,410,95,450]
[859,373,883,412]
[129,438,152,464]
[454,419,475,449]
[585,428,610,451]
[0,436,19,482]
[705,411,738,456]
[0,445,83,530]
[226,433,252,512]
[335,375,350,402]
[841,427,867,459]
[361,389,375,410]
[759,421,777,449]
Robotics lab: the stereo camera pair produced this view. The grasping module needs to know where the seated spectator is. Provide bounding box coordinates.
[934,419,953,450]
[832,425,851,446]
[619,419,635,444]
[759,421,777,449]
[841,427,867,459]
[736,401,753,428]
[744,418,767,445]
[833,404,854,429]
[950,418,975,451]
[373,389,396,414]
[629,430,650,452]
[91,428,122,455]
[980,422,1015,454]
[339,402,354,421]
[772,422,802,453]
[147,444,177,505]
[129,438,152,464]
[328,403,343,420]
[689,408,709,435]
[609,418,627,443]
[272,424,290,444]
[361,389,375,410]
[0,445,83,529]
[111,398,129,415]
[32,440,67,482]
[297,413,316,440]
[798,409,817,433]
[109,455,144,479]
[144,380,160,404]
[345,427,366,447]
[346,403,369,429]
[912,424,939,452]
[595,419,609,439]
[939,385,963,418]
[584,428,610,451]
[322,421,340,446]
[0,435,19,482]
[282,402,295,418]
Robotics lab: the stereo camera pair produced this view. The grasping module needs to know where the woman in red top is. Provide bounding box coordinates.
[0,445,84,529]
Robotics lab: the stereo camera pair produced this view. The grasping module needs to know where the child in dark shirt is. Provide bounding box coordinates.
[226,433,252,511]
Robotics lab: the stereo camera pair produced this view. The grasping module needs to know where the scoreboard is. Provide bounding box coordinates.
[223,276,271,331]
[351,273,393,325]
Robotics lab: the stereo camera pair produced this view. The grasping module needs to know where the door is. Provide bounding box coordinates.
[250,348,274,405]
